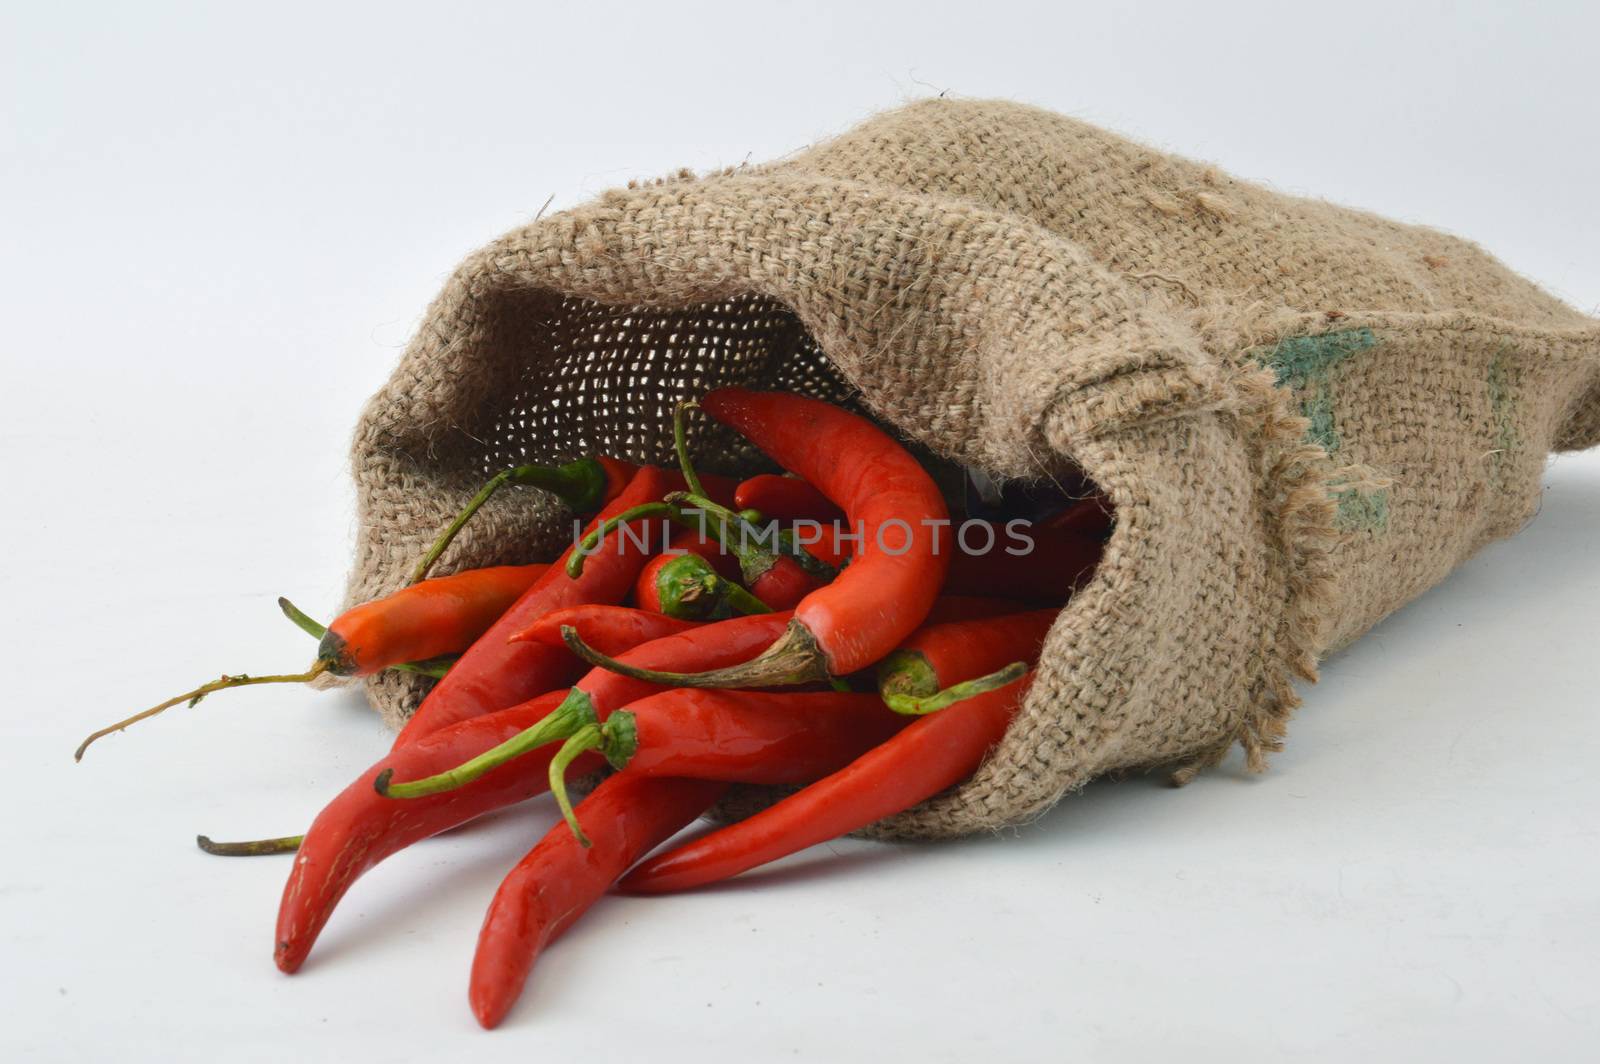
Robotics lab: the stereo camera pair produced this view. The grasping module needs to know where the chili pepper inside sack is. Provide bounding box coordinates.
[342,99,1600,838]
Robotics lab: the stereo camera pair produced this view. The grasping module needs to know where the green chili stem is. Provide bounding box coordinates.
[704,573,773,617]
[880,661,1028,716]
[566,502,683,579]
[673,400,708,500]
[665,491,837,583]
[412,469,514,583]
[549,725,605,847]
[196,834,303,856]
[375,690,598,798]
[411,460,608,583]
[277,597,326,639]
[75,661,331,762]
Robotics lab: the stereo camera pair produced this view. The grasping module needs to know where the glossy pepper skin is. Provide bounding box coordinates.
[468,775,727,1029]
[633,553,768,620]
[877,610,1058,701]
[620,673,1032,895]
[586,688,909,784]
[733,473,845,524]
[701,388,951,676]
[274,690,575,974]
[273,612,792,972]
[318,564,549,676]
[393,467,737,747]
[512,605,701,657]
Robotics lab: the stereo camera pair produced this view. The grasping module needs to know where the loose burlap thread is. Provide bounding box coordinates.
[342,99,1600,839]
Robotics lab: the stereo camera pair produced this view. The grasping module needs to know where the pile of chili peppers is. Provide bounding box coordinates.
[79,389,1111,1028]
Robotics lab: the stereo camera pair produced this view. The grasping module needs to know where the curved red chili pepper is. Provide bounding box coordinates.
[511,605,702,657]
[274,613,792,971]
[734,473,845,523]
[318,564,549,676]
[274,690,574,974]
[695,389,950,673]
[619,672,1032,894]
[469,775,727,1029]
[566,390,949,687]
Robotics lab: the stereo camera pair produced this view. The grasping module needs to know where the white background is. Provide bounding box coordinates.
[4,2,1598,1060]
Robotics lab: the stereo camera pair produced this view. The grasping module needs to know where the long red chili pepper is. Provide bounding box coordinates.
[566,389,949,687]
[411,456,638,583]
[619,672,1032,894]
[515,598,1005,657]
[734,473,844,523]
[544,688,909,843]
[275,613,792,970]
[317,564,549,676]
[393,466,679,748]
[876,610,1057,713]
[379,596,1008,804]
[511,605,702,656]
[469,775,727,1029]
[274,690,572,973]
[377,613,795,799]
[942,524,1104,604]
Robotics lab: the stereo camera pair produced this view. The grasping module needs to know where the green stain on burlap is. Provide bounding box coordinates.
[1256,328,1389,532]
[1257,328,1379,452]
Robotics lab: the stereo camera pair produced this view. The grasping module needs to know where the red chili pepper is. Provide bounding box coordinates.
[275,613,793,970]
[734,473,844,523]
[511,605,702,657]
[468,775,727,1029]
[619,672,1032,894]
[411,456,638,583]
[633,553,771,620]
[567,389,949,687]
[274,690,573,974]
[72,563,549,759]
[379,613,795,800]
[876,610,1057,713]
[545,688,909,843]
[316,564,550,676]
[942,524,1104,604]
[662,525,741,580]
[393,466,681,748]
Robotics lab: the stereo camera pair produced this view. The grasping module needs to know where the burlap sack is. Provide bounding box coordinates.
[342,99,1600,839]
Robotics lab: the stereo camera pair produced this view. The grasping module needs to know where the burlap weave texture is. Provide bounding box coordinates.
[343,99,1599,837]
